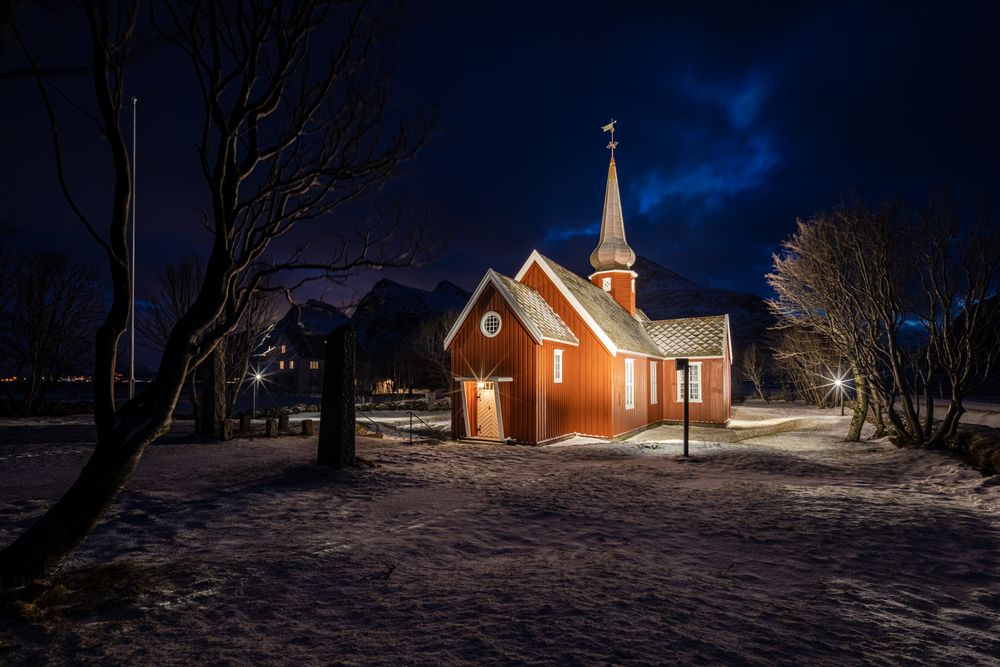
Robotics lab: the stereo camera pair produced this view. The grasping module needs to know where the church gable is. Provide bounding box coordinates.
[443,269,577,351]
[515,251,662,358]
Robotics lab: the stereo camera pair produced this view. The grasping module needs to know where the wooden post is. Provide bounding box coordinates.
[301,419,315,436]
[240,413,251,433]
[278,414,290,432]
[317,325,356,467]
[265,419,278,438]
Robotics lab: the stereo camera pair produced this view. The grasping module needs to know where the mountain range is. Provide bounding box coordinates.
[278,256,774,379]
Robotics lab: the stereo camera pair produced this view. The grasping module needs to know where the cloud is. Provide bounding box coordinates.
[638,135,778,214]
[544,222,601,242]
[636,70,781,217]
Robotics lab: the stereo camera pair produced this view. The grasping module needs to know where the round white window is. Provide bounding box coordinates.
[480,311,502,337]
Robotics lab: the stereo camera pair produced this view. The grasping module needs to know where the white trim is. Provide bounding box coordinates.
[444,270,548,349]
[620,348,665,359]
[453,376,514,382]
[461,385,471,437]
[676,361,703,403]
[725,313,733,363]
[650,361,658,405]
[553,349,563,383]
[624,358,635,410]
[601,276,612,291]
[542,336,580,347]
[480,310,502,337]
[659,355,724,361]
[586,269,638,280]
[494,381,506,440]
[515,251,621,357]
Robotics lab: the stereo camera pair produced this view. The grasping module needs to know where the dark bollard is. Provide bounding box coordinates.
[301,419,315,436]
[278,414,290,432]
[317,325,356,467]
[240,414,251,433]
[265,419,278,437]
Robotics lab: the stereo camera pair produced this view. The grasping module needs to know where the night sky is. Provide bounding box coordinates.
[3,1,1000,308]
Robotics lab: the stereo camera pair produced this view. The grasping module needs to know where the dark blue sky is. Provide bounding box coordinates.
[3,1,999,306]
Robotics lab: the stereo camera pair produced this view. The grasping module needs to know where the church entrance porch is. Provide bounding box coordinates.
[460,379,506,441]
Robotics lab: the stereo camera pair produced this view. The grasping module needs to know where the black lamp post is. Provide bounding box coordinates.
[677,358,689,457]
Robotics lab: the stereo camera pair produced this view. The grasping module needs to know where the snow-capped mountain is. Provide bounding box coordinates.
[272,299,350,338]
[634,256,774,348]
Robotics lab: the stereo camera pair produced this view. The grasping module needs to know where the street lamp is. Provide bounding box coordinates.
[252,371,264,418]
[834,377,845,416]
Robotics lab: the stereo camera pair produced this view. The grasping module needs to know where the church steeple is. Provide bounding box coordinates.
[589,155,636,271]
[589,120,637,315]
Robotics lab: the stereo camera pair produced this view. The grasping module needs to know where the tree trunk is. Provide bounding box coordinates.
[0,424,163,589]
[187,370,202,430]
[198,340,226,437]
[846,370,868,442]
[317,325,356,468]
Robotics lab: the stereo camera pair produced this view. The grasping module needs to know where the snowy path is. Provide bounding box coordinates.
[1,406,999,665]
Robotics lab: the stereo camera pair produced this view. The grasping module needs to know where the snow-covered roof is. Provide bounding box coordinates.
[493,274,578,345]
[534,255,663,358]
[443,269,578,349]
[644,315,729,358]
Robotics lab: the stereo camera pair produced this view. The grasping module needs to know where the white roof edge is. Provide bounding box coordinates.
[443,270,545,350]
[619,349,667,360]
[541,336,580,347]
[514,251,620,357]
[725,313,733,362]
[660,355,725,361]
[587,269,638,280]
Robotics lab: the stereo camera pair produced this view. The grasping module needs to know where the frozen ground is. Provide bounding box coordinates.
[1,404,999,665]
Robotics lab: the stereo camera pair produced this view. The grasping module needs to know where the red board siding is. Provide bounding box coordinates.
[448,285,539,442]
[662,357,729,424]
[521,264,615,440]
[589,271,635,315]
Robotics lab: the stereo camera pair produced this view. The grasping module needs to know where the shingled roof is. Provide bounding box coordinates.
[534,255,663,357]
[493,273,578,345]
[443,269,579,349]
[644,315,729,358]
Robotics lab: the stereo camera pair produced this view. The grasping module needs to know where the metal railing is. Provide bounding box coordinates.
[407,410,443,445]
[356,410,382,434]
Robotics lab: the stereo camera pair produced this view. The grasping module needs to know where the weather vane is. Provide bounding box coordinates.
[602,118,618,158]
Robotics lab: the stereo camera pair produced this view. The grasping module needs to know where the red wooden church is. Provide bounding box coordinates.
[444,127,732,443]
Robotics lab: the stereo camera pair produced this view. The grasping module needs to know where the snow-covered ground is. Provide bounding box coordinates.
[1,404,999,664]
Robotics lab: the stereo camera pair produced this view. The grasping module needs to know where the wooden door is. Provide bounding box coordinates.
[476,383,500,438]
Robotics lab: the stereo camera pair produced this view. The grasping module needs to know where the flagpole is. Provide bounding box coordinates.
[129,96,137,400]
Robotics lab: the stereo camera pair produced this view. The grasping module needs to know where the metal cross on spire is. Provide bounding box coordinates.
[601,118,618,158]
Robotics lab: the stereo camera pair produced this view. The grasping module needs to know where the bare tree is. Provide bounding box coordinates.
[138,254,206,422]
[412,308,458,390]
[223,285,277,417]
[738,342,769,403]
[0,253,103,415]
[768,196,1000,447]
[1,0,428,590]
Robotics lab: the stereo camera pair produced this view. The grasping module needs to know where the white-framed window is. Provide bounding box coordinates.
[676,361,702,402]
[602,276,612,291]
[553,349,563,383]
[650,361,658,404]
[480,311,502,337]
[624,358,635,409]
[289,360,295,370]
[631,278,635,293]
[278,360,285,370]
[309,360,320,370]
